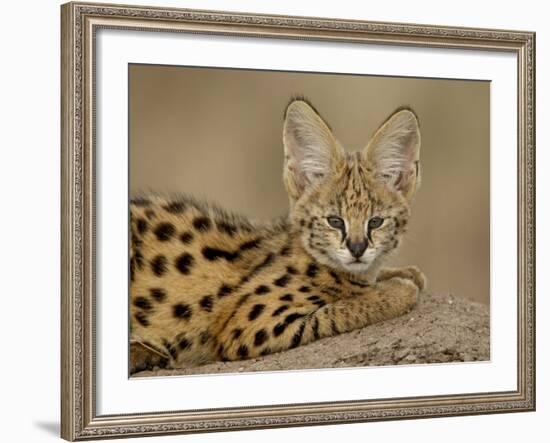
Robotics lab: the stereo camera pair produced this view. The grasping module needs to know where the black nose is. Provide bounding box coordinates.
[346,239,367,259]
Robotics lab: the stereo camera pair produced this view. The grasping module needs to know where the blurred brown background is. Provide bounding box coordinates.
[129,64,490,305]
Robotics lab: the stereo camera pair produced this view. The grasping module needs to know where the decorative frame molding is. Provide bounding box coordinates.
[61,2,535,440]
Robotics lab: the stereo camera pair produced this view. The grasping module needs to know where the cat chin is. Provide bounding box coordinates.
[329,254,375,274]
[304,247,376,276]
[339,261,373,275]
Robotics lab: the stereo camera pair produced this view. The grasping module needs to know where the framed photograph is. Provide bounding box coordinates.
[61,1,535,440]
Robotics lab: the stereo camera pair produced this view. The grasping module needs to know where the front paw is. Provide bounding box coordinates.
[377,277,419,313]
[398,266,427,292]
[378,266,427,292]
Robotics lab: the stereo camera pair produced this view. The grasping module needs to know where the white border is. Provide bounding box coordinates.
[96,29,517,415]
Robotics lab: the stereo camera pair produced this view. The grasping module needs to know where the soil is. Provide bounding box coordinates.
[134,292,490,377]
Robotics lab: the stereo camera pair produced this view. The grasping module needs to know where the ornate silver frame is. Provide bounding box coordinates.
[60,2,535,440]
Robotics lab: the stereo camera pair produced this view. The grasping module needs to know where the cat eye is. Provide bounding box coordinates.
[327,216,345,231]
[368,216,384,229]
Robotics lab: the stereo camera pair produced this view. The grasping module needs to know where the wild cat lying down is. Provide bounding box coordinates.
[129,98,426,373]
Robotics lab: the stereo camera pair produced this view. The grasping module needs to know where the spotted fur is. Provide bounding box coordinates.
[130,99,426,373]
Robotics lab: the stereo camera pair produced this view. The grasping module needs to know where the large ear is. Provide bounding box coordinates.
[283,99,344,205]
[363,108,421,201]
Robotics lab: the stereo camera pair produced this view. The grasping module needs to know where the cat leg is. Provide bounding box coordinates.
[304,276,420,339]
[219,276,420,360]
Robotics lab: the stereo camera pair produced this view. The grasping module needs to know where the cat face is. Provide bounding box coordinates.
[283,99,421,274]
[291,157,411,274]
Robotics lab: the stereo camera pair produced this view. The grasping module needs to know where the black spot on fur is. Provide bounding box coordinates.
[308,295,326,307]
[200,330,211,345]
[348,279,369,288]
[163,201,186,214]
[239,253,276,286]
[236,293,251,308]
[202,247,238,262]
[175,253,195,275]
[134,312,149,327]
[274,274,291,287]
[193,216,211,232]
[331,319,339,334]
[329,270,342,285]
[133,296,152,311]
[273,322,286,337]
[274,311,306,336]
[237,344,249,358]
[232,328,243,339]
[322,287,340,297]
[280,245,291,256]
[260,347,271,356]
[137,218,148,235]
[272,305,290,317]
[154,222,175,241]
[298,286,311,293]
[173,303,192,320]
[249,304,265,321]
[217,344,226,360]
[312,317,320,340]
[239,238,262,251]
[217,221,238,237]
[178,337,192,351]
[180,231,194,244]
[150,288,167,302]
[286,266,298,275]
[218,284,234,297]
[151,255,168,276]
[199,295,213,312]
[285,312,305,324]
[290,321,306,349]
[252,253,275,275]
[163,340,178,359]
[254,285,270,295]
[254,329,268,346]
[279,294,294,302]
[134,250,144,269]
[306,263,319,278]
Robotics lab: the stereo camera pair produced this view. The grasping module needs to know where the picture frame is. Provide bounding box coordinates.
[60,1,535,440]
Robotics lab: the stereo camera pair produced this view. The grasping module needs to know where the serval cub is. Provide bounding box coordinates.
[130,98,426,373]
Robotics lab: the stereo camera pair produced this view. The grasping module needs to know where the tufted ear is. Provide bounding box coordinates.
[283,99,344,206]
[363,108,421,201]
